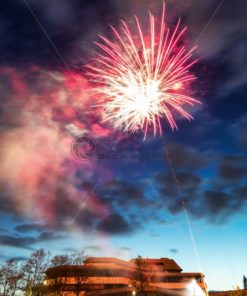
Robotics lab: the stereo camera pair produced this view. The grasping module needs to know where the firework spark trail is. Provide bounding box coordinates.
[65,179,101,231]
[88,0,203,271]
[88,3,200,139]
[193,0,225,46]
[159,0,226,281]
[163,139,203,273]
[147,179,186,238]
[23,0,81,87]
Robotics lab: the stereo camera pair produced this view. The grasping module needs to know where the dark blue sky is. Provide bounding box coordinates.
[0,0,247,290]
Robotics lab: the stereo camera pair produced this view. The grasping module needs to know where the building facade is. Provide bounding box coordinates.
[43,257,207,296]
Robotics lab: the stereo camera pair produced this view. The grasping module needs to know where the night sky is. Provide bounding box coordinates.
[1,0,247,291]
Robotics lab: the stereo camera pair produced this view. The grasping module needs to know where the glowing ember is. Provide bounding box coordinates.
[88,3,200,139]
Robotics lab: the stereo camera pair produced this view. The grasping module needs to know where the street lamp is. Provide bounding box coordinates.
[43,280,48,286]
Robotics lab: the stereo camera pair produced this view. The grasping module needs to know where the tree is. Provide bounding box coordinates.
[132,256,154,296]
[21,249,50,296]
[0,259,23,296]
[48,250,87,296]
[50,255,70,267]
[50,251,86,267]
[0,249,87,296]
[244,275,247,290]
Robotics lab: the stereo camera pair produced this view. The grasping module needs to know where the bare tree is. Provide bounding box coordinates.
[21,249,50,296]
[0,249,87,296]
[47,250,87,296]
[50,255,70,267]
[50,251,86,267]
[0,259,23,296]
[67,250,86,265]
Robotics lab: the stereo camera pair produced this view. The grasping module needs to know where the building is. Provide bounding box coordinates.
[209,290,247,296]
[43,257,207,295]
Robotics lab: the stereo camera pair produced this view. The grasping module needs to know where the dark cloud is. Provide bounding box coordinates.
[15,223,48,233]
[219,155,247,181]
[167,0,247,91]
[97,214,138,235]
[75,208,100,232]
[0,231,65,249]
[0,234,35,249]
[54,183,105,232]
[169,248,179,254]
[0,0,131,67]
[153,149,247,223]
[1,0,246,95]
[155,171,202,198]
[99,180,146,207]
[39,231,64,241]
[85,245,102,252]
[235,185,247,199]
[166,142,205,170]
[95,179,163,232]
[239,116,247,150]
[199,190,236,223]
[63,247,77,253]
[0,0,247,255]
[9,256,27,262]
[119,246,132,251]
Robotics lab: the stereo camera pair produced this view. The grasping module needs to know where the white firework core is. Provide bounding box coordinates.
[87,3,200,138]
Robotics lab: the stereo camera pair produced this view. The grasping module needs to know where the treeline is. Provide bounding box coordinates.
[0,249,85,296]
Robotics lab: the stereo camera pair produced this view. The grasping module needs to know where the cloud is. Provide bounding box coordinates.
[0,0,130,67]
[1,0,247,96]
[97,214,138,235]
[153,146,247,223]
[0,231,65,249]
[119,246,132,251]
[239,116,247,150]
[154,171,202,198]
[199,190,236,223]
[0,0,247,249]
[0,66,113,231]
[169,248,179,254]
[166,142,205,170]
[99,179,146,207]
[84,245,102,252]
[0,227,9,234]
[53,182,109,233]
[15,223,49,233]
[219,155,247,181]
[235,185,247,199]
[9,256,27,262]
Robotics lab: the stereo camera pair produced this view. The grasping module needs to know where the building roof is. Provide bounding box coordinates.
[46,257,183,278]
[129,257,182,272]
[46,265,86,278]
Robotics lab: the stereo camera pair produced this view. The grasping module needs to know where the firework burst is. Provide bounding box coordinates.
[88,3,200,139]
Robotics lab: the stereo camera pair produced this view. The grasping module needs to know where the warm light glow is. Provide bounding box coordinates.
[88,3,200,139]
[43,280,48,286]
[187,279,206,296]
